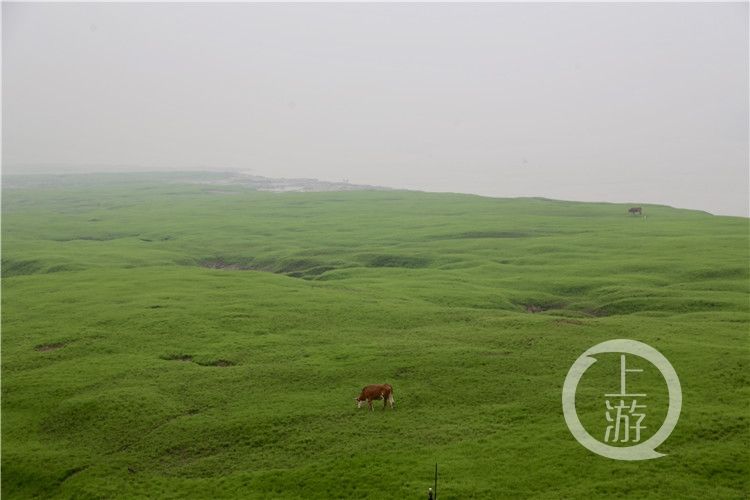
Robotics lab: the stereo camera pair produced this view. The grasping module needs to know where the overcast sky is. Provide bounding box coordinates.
[2,3,748,216]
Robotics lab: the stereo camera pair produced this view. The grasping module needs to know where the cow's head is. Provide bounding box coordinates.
[355,398,365,408]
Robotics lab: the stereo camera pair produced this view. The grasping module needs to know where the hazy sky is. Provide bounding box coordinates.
[3,3,748,216]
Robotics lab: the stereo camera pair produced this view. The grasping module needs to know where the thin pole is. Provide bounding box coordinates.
[434,463,438,500]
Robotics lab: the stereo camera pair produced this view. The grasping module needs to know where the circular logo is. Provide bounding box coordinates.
[562,339,682,460]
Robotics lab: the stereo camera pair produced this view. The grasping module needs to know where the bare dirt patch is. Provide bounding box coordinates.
[161,354,193,362]
[520,301,565,313]
[198,256,337,280]
[200,259,253,271]
[160,354,234,366]
[197,359,235,367]
[360,254,431,269]
[52,233,138,242]
[35,342,66,352]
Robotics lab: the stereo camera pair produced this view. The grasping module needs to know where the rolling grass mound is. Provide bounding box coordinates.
[2,173,748,499]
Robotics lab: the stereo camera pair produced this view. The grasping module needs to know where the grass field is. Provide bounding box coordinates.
[2,172,748,499]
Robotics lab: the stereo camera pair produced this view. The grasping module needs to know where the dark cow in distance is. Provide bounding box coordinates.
[355,384,395,411]
[628,206,642,216]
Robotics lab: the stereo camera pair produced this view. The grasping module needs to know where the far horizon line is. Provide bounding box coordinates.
[2,164,747,218]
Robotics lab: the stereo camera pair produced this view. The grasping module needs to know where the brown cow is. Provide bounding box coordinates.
[355,384,395,411]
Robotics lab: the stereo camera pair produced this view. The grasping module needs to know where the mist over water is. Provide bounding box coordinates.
[2,3,748,216]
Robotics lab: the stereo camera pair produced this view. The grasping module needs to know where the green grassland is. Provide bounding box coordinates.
[2,172,748,499]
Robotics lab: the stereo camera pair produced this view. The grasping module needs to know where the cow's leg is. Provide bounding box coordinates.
[368,400,373,411]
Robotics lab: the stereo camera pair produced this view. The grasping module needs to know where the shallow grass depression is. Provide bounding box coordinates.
[1,173,748,499]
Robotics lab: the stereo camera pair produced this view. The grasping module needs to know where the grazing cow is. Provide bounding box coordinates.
[355,384,395,411]
[628,207,642,216]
